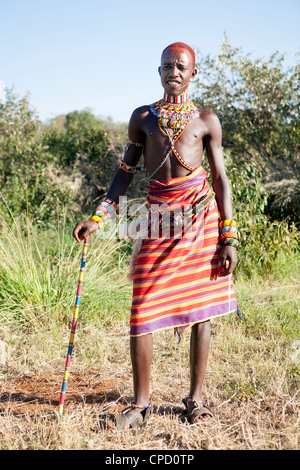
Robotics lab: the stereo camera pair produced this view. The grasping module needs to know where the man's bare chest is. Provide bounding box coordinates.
[141,109,207,149]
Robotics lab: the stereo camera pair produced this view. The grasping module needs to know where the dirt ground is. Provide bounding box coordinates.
[0,371,124,418]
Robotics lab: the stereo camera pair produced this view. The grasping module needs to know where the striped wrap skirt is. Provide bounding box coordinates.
[130,165,239,339]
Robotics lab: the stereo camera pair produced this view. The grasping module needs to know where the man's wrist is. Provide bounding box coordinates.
[219,219,239,247]
[90,197,118,230]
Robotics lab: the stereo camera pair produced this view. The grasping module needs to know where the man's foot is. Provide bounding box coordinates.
[182,398,213,423]
[115,403,152,430]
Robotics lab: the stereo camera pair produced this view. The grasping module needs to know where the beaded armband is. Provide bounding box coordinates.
[219,219,239,247]
[121,139,144,174]
[119,160,142,173]
[90,197,117,230]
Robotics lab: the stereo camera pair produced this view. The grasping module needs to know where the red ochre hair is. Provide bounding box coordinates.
[162,42,195,68]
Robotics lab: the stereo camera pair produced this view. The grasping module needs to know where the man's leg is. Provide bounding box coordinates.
[115,334,152,428]
[183,320,213,422]
[130,333,153,406]
[189,320,211,401]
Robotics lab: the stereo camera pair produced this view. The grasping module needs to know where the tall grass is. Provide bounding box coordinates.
[0,213,132,329]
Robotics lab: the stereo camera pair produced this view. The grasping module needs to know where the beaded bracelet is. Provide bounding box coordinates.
[219,219,239,247]
[90,197,117,230]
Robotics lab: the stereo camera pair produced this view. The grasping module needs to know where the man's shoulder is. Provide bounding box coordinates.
[196,108,221,134]
[128,105,151,132]
[130,105,151,120]
[197,108,219,122]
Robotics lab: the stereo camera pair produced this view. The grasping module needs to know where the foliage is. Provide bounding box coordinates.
[227,159,300,275]
[0,92,129,222]
[1,37,299,256]
[0,88,72,224]
[192,35,300,222]
[193,35,299,171]
[43,109,128,210]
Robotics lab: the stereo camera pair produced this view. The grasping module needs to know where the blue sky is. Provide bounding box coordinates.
[1,0,299,123]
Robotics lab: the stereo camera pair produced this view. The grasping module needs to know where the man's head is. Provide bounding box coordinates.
[159,42,197,96]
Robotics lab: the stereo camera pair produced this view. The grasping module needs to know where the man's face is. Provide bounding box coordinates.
[158,47,197,96]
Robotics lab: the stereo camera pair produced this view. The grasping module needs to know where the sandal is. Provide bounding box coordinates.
[182,398,213,423]
[115,403,152,430]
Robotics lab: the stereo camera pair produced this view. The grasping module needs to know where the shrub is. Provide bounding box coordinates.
[228,160,299,275]
[0,88,72,225]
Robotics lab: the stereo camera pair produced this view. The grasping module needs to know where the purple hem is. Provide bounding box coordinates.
[130,301,238,336]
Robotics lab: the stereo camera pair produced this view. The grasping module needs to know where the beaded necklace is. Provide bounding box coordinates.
[150,90,198,141]
[149,90,199,178]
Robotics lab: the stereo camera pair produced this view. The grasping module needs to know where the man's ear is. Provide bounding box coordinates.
[158,66,161,77]
[190,68,197,81]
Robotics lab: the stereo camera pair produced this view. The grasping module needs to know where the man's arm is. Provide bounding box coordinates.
[105,107,146,203]
[203,111,237,276]
[73,108,145,242]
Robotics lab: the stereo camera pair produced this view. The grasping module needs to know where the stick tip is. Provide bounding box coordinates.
[58,405,63,417]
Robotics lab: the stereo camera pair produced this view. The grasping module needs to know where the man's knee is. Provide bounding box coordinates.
[192,320,211,336]
[194,319,210,329]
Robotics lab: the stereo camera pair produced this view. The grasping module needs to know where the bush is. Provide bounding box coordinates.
[228,160,300,275]
[0,88,72,225]
[192,35,300,222]
[42,110,129,211]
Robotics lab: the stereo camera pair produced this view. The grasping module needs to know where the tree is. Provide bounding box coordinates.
[0,87,71,223]
[192,35,300,222]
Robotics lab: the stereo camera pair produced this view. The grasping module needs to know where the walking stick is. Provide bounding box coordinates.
[58,236,89,417]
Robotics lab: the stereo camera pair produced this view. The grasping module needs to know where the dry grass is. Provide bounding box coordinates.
[0,217,299,450]
[0,308,299,450]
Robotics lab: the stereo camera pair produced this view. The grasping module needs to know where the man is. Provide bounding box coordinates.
[73,42,239,429]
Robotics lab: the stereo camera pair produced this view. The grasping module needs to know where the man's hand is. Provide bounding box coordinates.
[72,220,99,243]
[218,245,237,276]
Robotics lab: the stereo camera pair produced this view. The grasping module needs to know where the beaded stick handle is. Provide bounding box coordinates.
[58,236,89,417]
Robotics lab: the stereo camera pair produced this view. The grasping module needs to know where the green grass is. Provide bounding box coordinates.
[0,214,132,329]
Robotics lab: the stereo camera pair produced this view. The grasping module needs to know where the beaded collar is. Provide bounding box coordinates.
[162,90,189,104]
[148,90,199,178]
[150,90,198,140]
